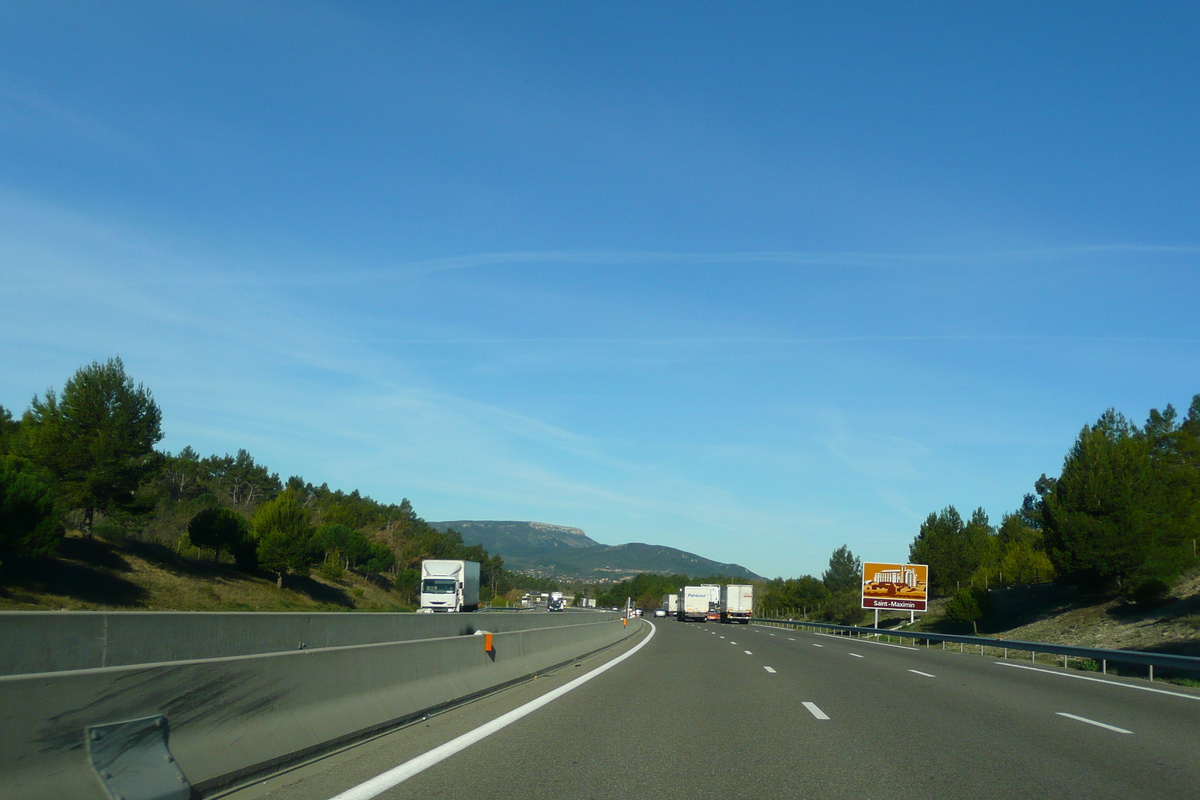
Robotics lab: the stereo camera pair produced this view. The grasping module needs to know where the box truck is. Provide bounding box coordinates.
[662,593,679,616]
[420,560,480,612]
[721,584,753,623]
[701,584,722,621]
[678,586,711,622]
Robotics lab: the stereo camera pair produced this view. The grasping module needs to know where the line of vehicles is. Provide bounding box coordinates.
[419,559,753,622]
[665,584,753,623]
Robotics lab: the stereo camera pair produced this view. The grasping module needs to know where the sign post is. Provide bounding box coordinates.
[861,562,929,619]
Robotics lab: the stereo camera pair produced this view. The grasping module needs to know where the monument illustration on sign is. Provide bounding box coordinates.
[861,562,929,611]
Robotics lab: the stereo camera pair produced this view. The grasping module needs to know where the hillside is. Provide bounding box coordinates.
[897,570,1200,660]
[0,533,408,612]
[430,519,762,582]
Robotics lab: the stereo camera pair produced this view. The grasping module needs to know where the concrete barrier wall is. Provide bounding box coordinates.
[0,609,618,675]
[0,615,640,800]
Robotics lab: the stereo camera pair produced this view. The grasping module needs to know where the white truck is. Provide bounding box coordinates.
[661,593,679,616]
[548,590,566,612]
[677,586,711,622]
[701,584,722,622]
[420,560,480,612]
[720,584,754,624]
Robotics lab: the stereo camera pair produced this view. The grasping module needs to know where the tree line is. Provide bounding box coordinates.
[904,396,1200,630]
[0,357,539,603]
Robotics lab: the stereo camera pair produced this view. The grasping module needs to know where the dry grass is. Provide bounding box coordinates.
[0,532,410,612]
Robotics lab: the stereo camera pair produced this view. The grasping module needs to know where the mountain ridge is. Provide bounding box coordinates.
[428,519,762,582]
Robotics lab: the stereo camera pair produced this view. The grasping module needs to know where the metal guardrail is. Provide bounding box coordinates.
[752,617,1200,680]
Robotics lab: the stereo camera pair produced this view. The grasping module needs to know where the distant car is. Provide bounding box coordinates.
[654,609,667,618]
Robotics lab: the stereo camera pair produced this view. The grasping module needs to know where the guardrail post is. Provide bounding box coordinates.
[1149,665,1154,682]
[1102,659,1106,675]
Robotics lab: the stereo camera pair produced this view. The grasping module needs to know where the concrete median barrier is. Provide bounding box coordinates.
[0,609,618,675]
[0,614,640,799]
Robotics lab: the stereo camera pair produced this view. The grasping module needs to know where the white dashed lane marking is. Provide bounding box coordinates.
[848,653,864,658]
[909,670,935,678]
[802,702,830,720]
[744,650,753,655]
[1056,713,1132,734]
[763,666,777,674]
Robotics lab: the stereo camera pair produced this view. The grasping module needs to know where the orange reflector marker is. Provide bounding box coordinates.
[484,632,494,652]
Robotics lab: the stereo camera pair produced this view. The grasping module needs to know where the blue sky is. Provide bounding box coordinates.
[2,3,1198,579]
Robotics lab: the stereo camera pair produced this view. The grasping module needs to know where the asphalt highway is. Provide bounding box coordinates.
[220,618,1200,800]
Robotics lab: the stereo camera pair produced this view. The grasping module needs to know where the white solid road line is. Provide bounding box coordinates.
[908,669,935,678]
[995,661,1200,701]
[1056,712,1132,734]
[325,621,657,800]
[851,637,920,651]
[848,653,864,658]
[802,702,830,720]
[763,666,777,673]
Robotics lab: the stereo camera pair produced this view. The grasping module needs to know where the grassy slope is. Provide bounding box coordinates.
[0,533,409,612]
[901,570,1200,658]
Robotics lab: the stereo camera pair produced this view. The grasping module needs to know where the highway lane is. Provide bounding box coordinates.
[221,618,1198,800]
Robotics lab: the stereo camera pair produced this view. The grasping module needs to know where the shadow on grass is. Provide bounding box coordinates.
[0,554,148,607]
[122,539,251,580]
[284,575,355,608]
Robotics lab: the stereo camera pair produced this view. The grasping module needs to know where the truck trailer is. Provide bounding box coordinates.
[420,560,481,612]
[720,584,754,623]
[677,586,711,622]
[662,593,679,616]
[701,584,722,622]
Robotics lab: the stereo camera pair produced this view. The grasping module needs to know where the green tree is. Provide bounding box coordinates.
[944,586,990,634]
[187,507,250,563]
[1039,406,1193,593]
[822,545,862,594]
[0,456,59,560]
[20,357,163,537]
[909,506,990,596]
[0,405,19,455]
[251,490,316,588]
[202,449,281,508]
[822,590,866,625]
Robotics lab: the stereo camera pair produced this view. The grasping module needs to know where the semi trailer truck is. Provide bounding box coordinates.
[677,586,711,622]
[720,584,754,623]
[419,560,480,612]
[662,593,679,616]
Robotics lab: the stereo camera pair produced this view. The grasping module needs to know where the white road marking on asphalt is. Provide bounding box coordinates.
[769,633,775,636]
[325,621,656,800]
[852,638,920,651]
[849,653,864,658]
[802,702,830,720]
[1056,712,1132,734]
[909,670,935,678]
[730,641,737,645]
[719,636,725,639]
[787,638,795,641]
[995,662,1200,701]
[744,650,753,655]
[812,644,823,648]
[763,666,777,674]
